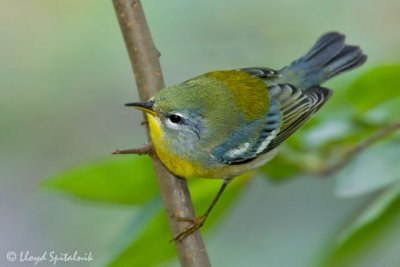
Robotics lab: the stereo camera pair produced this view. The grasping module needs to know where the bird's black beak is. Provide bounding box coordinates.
[125,100,156,115]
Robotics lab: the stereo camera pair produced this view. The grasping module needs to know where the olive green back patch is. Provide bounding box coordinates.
[204,70,270,121]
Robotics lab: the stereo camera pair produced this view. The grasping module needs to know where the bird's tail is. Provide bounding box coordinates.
[280,32,367,88]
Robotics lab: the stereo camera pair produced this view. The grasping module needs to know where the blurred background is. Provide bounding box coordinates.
[1,0,400,266]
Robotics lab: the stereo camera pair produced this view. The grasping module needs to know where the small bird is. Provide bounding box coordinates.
[124,32,366,241]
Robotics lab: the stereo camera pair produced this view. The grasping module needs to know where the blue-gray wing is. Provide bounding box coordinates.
[212,98,281,164]
[212,68,332,165]
[266,83,331,151]
[242,67,332,152]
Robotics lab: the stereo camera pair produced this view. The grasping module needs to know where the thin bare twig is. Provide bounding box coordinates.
[317,121,400,176]
[112,0,211,266]
[112,144,153,155]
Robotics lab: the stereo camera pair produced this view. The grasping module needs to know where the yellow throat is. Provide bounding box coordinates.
[146,113,200,178]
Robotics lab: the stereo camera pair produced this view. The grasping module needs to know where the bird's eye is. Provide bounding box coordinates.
[168,114,182,124]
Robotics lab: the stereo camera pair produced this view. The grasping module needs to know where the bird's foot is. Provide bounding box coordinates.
[170,215,207,242]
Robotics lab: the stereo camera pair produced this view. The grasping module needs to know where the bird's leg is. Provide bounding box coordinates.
[112,144,154,155]
[171,178,231,242]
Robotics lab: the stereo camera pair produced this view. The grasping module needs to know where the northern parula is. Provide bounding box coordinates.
[125,32,366,241]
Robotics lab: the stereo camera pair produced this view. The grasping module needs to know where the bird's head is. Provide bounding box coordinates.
[125,82,213,156]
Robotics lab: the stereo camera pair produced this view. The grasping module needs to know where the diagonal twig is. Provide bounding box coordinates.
[317,121,400,176]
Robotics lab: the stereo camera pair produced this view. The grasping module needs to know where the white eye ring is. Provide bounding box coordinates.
[168,114,182,124]
[165,112,185,129]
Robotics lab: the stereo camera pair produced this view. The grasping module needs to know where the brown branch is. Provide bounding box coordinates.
[112,144,153,155]
[112,1,211,266]
[317,121,400,176]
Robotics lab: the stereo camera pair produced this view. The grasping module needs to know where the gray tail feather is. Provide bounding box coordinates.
[281,32,367,88]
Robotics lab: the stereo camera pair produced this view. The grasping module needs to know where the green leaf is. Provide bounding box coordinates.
[361,97,400,125]
[107,174,253,267]
[347,65,400,112]
[335,139,400,197]
[322,182,400,267]
[107,208,171,267]
[337,183,400,245]
[43,156,158,205]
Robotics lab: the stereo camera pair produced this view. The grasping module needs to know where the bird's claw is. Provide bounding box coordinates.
[170,215,207,242]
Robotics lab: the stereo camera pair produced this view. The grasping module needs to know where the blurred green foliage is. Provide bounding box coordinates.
[348,66,400,113]
[323,183,400,267]
[44,156,158,205]
[45,65,400,266]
